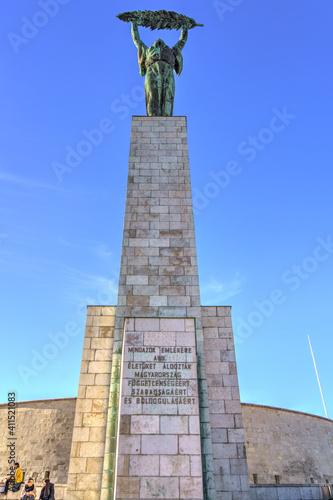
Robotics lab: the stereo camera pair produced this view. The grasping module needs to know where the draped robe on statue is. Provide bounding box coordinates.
[136,39,184,117]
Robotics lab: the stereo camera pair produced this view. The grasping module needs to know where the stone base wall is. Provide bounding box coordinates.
[242,404,333,485]
[202,306,250,500]
[66,306,116,500]
[2,398,333,490]
[0,399,75,484]
[250,484,332,500]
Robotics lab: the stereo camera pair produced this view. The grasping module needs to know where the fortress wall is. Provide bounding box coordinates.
[242,403,333,485]
[1,400,333,487]
[0,398,76,484]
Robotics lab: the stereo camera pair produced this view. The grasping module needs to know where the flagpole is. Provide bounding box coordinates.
[308,335,328,419]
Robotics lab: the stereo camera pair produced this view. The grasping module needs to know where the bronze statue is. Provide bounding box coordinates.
[117,10,203,117]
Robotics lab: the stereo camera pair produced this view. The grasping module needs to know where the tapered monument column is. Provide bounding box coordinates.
[66,116,250,500]
[101,116,214,500]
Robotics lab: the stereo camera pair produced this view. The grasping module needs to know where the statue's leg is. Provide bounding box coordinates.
[145,70,161,116]
[162,72,175,117]
[163,91,174,116]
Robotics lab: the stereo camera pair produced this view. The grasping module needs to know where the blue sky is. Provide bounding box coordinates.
[1,1,333,419]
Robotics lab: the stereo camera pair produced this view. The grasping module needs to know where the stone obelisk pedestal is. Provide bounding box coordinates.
[66,117,250,500]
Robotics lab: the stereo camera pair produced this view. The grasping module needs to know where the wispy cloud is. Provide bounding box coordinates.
[68,268,118,308]
[0,238,119,308]
[0,171,112,199]
[0,171,63,192]
[95,243,113,260]
[57,240,117,270]
[60,266,118,307]
[200,273,245,305]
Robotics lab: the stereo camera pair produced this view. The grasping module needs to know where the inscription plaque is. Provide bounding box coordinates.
[115,317,203,499]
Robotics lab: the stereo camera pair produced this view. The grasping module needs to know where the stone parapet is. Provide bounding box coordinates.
[250,484,332,500]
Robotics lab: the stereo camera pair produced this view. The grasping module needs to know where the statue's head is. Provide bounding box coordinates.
[153,38,166,48]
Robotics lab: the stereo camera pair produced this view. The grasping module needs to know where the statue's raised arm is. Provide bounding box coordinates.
[131,21,147,50]
[130,22,148,77]
[173,26,188,52]
[117,10,203,116]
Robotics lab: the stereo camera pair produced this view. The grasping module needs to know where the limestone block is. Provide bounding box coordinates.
[221,475,241,491]
[94,373,111,385]
[91,338,113,350]
[86,457,103,474]
[76,474,101,490]
[228,429,245,443]
[118,435,141,454]
[206,362,230,375]
[208,387,232,400]
[72,427,90,442]
[88,361,111,374]
[190,455,203,476]
[211,428,228,443]
[174,332,196,347]
[76,399,92,412]
[79,442,105,458]
[150,295,168,306]
[213,443,238,459]
[89,427,107,443]
[94,349,113,361]
[225,400,242,414]
[139,477,179,499]
[189,415,200,434]
[180,477,203,499]
[82,348,95,361]
[92,316,115,327]
[77,386,87,398]
[86,386,109,399]
[179,435,201,454]
[131,415,159,434]
[159,306,187,317]
[99,326,114,338]
[144,331,176,346]
[160,455,190,476]
[92,398,108,412]
[160,416,189,434]
[116,455,129,476]
[116,477,140,499]
[82,412,107,428]
[134,318,159,331]
[83,492,100,500]
[148,275,170,286]
[205,338,228,350]
[128,455,160,476]
[141,435,178,454]
[87,306,100,315]
[167,295,191,307]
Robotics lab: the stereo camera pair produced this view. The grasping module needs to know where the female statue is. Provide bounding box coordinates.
[131,22,188,116]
